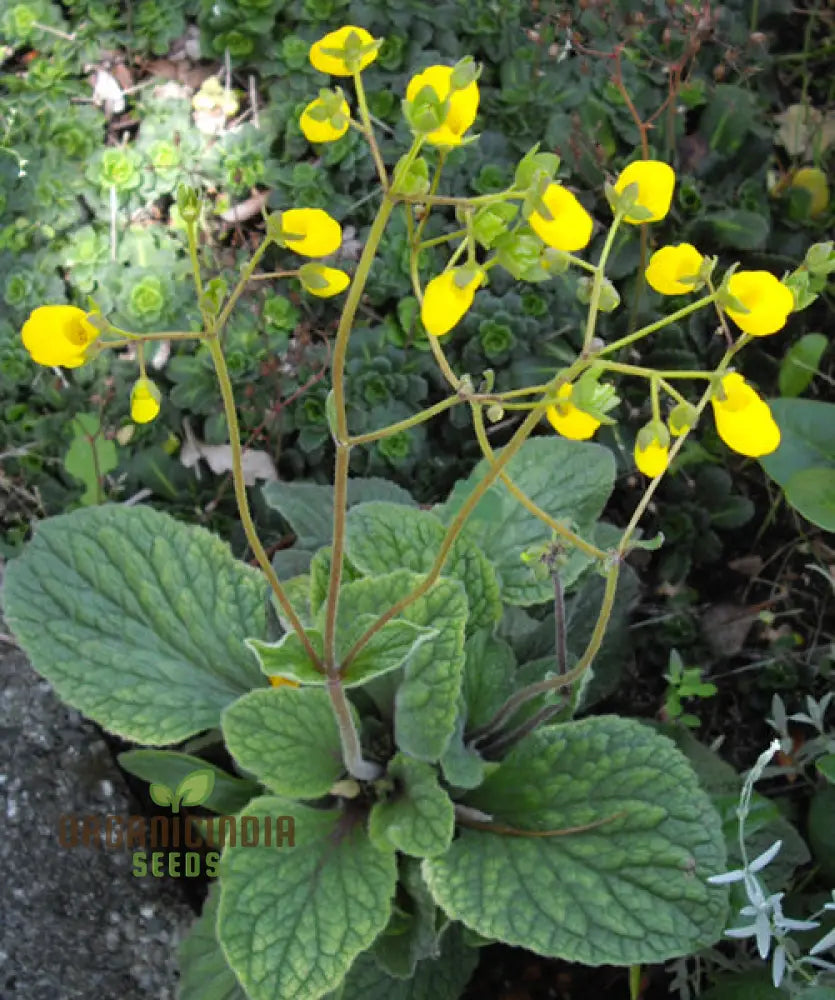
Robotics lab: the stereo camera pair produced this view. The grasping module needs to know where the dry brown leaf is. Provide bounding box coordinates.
[727,555,764,577]
[218,190,270,223]
[701,603,760,658]
[179,420,277,485]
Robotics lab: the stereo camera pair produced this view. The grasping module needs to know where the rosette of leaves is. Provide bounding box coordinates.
[131,0,187,56]
[87,146,143,196]
[197,0,285,62]
[1,254,66,324]
[55,225,111,295]
[42,104,105,161]
[204,123,281,196]
[655,465,755,583]
[5,440,730,1000]
[271,161,345,214]
[30,156,85,235]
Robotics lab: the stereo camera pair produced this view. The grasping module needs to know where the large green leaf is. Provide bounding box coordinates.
[3,505,267,744]
[218,796,397,1000]
[460,629,516,729]
[118,749,259,815]
[424,716,728,965]
[222,687,348,798]
[178,884,248,1000]
[344,502,501,633]
[369,753,454,858]
[778,333,828,397]
[317,571,469,760]
[784,467,835,532]
[761,397,835,487]
[330,925,478,1000]
[440,710,489,791]
[262,478,416,549]
[436,437,615,606]
[371,859,443,979]
[697,210,769,250]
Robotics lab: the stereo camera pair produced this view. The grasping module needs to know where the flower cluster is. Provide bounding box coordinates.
[17,25,800,480]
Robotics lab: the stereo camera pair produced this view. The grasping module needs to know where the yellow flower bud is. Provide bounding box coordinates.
[634,425,670,477]
[710,372,781,457]
[280,208,342,258]
[21,305,100,368]
[645,243,704,295]
[613,160,676,224]
[421,268,482,337]
[269,675,300,689]
[309,26,378,76]
[300,97,350,143]
[405,65,479,147]
[724,271,794,337]
[545,383,601,441]
[789,167,829,218]
[130,378,161,424]
[298,263,351,298]
[528,184,594,253]
[668,402,697,436]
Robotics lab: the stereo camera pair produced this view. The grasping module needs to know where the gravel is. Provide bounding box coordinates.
[0,620,195,1000]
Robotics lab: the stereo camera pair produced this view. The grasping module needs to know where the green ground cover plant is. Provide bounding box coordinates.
[3,17,834,999]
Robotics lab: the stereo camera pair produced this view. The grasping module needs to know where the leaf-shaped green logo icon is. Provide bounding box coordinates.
[149,783,174,808]
[176,769,216,809]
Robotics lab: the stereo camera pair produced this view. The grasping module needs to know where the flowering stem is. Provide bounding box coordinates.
[650,376,661,423]
[398,189,520,207]
[324,196,396,672]
[593,359,714,381]
[615,340,744,555]
[470,403,606,561]
[348,394,460,445]
[443,237,469,272]
[215,237,273,334]
[247,269,299,282]
[598,291,718,356]
[352,71,389,191]
[419,228,467,250]
[582,212,623,352]
[205,335,323,671]
[339,361,587,674]
[184,220,204,305]
[326,676,382,780]
[427,333,462,390]
[659,378,689,406]
[468,561,620,746]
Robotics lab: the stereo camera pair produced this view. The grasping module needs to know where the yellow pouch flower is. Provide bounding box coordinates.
[545,383,601,441]
[613,160,676,224]
[300,96,350,143]
[725,271,794,336]
[645,243,704,295]
[309,26,377,76]
[405,65,479,147]
[711,372,781,457]
[21,305,100,368]
[280,208,342,258]
[130,378,161,424]
[421,268,482,336]
[528,184,594,252]
[299,263,351,298]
